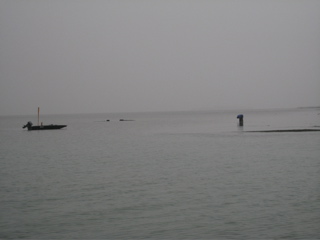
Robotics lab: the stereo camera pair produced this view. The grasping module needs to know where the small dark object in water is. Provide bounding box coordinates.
[237,114,244,126]
[119,119,134,121]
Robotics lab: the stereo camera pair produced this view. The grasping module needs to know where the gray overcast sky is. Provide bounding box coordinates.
[1,0,320,115]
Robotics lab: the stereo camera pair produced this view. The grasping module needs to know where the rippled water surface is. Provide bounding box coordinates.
[1,108,320,239]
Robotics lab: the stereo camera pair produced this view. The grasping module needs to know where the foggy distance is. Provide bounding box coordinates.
[1,0,319,115]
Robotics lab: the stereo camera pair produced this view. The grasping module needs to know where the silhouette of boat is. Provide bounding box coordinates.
[23,121,66,131]
[22,107,66,131]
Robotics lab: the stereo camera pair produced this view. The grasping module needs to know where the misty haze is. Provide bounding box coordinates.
[1,1,319,115]
[1,1,320,239]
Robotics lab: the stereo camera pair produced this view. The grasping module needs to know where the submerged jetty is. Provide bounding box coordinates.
[246,129,320,133]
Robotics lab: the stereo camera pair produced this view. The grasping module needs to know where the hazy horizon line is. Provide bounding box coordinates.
[2,105,319,118]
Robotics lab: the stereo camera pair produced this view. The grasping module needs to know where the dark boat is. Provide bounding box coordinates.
[22,107,67,131]
[23,121,67,131]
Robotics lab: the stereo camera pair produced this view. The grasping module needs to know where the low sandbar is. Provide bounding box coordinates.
[246,129,320,133]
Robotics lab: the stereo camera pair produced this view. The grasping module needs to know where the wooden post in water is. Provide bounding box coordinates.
[38,107,40,126]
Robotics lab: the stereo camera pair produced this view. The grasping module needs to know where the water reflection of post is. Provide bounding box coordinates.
[237,114,244,127]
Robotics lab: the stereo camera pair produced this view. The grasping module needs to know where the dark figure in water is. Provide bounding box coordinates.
[23,121,33,129]
[237,114,244,126]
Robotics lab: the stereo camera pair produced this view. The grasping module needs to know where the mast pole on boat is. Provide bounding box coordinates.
[38,107,40,126]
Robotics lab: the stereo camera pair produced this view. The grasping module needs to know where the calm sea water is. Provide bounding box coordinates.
[1,108,320,239]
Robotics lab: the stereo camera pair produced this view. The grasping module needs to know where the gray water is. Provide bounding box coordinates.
[1,108,320,239]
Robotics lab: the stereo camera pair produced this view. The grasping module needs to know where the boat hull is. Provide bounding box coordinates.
[27,125,67,130]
